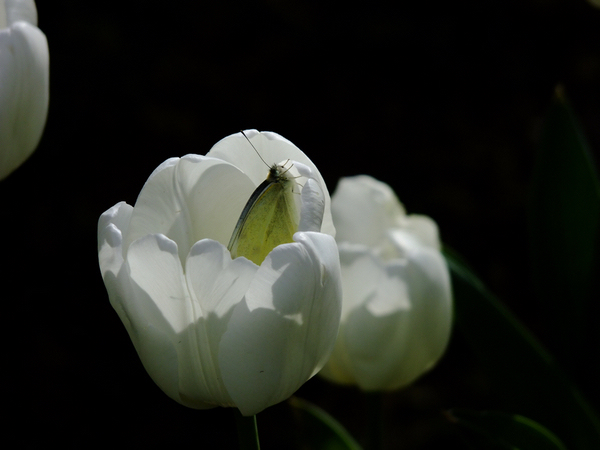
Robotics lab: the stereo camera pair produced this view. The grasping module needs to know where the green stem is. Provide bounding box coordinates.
[365,391,383,450]
[234,409,261,450]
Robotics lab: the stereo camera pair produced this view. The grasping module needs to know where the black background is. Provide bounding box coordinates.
[3,1,599,448]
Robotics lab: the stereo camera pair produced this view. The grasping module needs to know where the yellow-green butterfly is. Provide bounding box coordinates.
[227,132,300,265]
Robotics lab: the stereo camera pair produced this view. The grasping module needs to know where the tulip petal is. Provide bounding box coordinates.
[398,245,452,377]
[298,178,325,233]
[186,239,257,318]
[98,202,133,241]
[98,202,133,285]
[173,239,258,408]
[403,214,441,250]
[99,229,185,405]
[4,0,39,25]
[371,253,449,390]
[319,245,409,388]
[219,231,341,416]
[333,177,405,248]
[0,20,49,179]
[126,234,192,333]
[120,234,232,410]
[124,155,255,263]
[121,234,199,405]
[104,242,184,406]
[320,240,452,391]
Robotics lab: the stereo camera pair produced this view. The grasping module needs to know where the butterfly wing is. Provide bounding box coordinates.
[228,168,299,265]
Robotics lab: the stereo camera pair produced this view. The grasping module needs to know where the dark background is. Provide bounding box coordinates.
[3,1,599,448]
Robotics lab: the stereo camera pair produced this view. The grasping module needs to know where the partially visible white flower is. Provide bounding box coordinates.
[98,130,342,416]
[319,175,452,391]
[0,0,49,179]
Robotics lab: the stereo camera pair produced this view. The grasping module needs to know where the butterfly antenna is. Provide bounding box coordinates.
[280,159,294,175]
[241,130,270,168]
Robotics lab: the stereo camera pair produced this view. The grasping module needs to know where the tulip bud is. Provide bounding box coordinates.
[319,175,452,391]
[0,0,49,179]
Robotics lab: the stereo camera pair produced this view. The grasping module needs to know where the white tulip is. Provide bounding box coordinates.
[98,130,342,416]
[319,175,452,391]
[0,0,49,179]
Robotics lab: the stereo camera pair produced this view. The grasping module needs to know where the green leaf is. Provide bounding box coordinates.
[528,86,600,387]
[446,409,567,450]
[445,249,600,449]
[288,396,362,450]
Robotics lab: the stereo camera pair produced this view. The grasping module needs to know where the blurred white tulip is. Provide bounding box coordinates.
[0,0,49,179]
[319,175,452,391]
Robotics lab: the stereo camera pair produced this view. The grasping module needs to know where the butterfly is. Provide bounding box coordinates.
[227,132,300,265]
